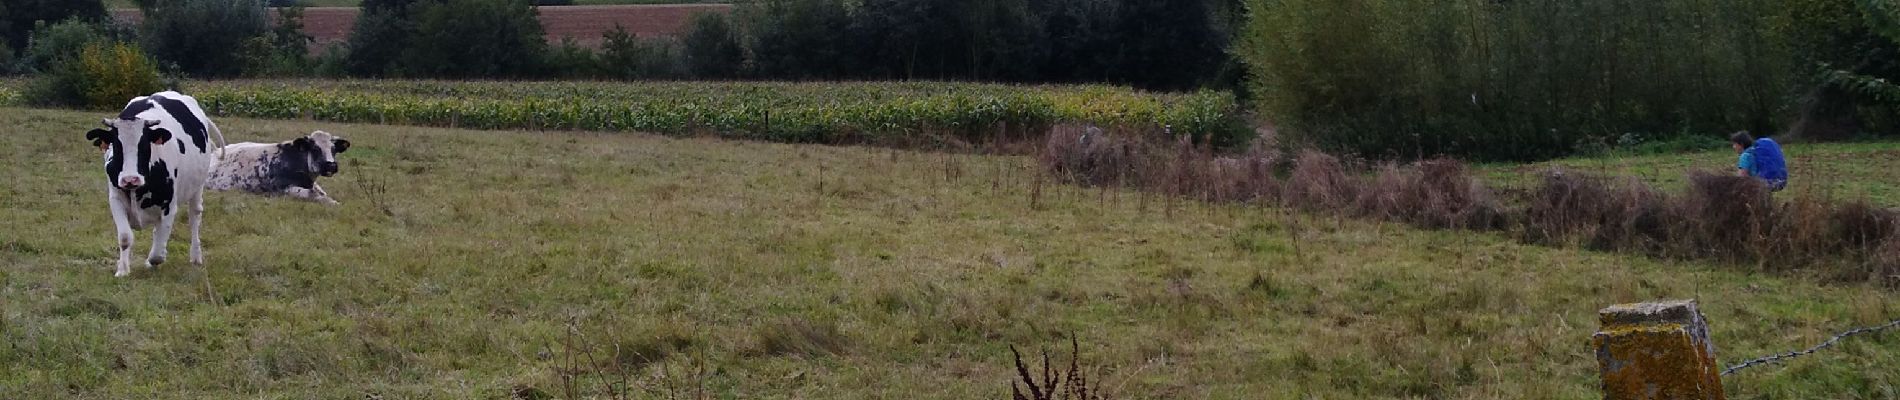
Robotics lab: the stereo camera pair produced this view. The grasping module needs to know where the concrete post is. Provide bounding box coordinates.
[1593,299,1725,400]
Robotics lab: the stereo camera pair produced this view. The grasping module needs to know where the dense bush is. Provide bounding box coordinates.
[543,38,601,79]
[598,25,685,80]
[1240,0,1794,162]
[681,13,742,79]
[343,0,423,76]
[727,0,1237,89]
[1783,0,1900,139]
[2,0,107,55]
[17,19,110,74]
[141,0,270,78]
[0,40,14,75]
[398,0,547,78]
[25,41,163,109]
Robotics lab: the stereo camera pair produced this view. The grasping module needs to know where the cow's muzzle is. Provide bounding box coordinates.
[118,176,143,190]
[319,162,338,177]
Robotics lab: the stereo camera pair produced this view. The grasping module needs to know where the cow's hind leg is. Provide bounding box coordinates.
[187,193,205,266]
[146,207,180,268]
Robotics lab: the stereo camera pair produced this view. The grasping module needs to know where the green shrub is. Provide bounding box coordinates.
[0,40,14,75]
[543,38,601,79]
[26,41,163,109]
[681,12,741,79]
[343,0,420,77]
[599,26,685,80]
[141,0,269,78]
[19,19,108,74]
[2,0,107,55]
[398,0,547,78]
[1240,0,1794,161]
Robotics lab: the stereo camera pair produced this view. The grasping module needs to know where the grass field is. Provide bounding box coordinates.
[1481,141,1900,207]
[2,107,1898,398]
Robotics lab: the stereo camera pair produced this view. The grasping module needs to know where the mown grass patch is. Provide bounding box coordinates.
[2,107,1896,398]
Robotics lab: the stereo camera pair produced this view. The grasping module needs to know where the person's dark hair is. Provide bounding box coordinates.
[1729,131,1754,147]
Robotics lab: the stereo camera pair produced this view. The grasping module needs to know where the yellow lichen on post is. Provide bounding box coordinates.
[1592,299,1725,400]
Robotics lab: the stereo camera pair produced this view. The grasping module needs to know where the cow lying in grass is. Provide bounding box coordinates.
[208,130,351,205]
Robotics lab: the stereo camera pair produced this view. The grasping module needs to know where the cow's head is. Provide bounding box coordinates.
[87,118,170,190]
[292,130,349,177]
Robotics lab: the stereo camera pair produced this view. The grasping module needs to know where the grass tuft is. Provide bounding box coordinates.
[751,317,851,358]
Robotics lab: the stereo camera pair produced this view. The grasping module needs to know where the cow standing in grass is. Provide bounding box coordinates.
[86,91,227,277]
[207,130,351,205]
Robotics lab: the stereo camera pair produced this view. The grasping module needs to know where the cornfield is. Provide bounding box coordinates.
[171,80,1244,146]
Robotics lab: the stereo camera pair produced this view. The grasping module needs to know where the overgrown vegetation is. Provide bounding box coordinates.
[140,0,270,78]
[182,79,1247,146]
[1238,0,1900,161]
[1041,125,1900,287]
[18,21,162,109]
[1,0,108,58]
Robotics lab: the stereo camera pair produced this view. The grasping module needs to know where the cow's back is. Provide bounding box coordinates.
[121,92,217,194]
[207,142,295,192]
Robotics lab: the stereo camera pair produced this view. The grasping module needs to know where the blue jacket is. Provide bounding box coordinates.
[1748,138,1788,185]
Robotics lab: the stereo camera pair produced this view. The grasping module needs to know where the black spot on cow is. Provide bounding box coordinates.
[117,100,155,120]
[89,128,123,184]
[135,160,175,213]
[150,95,209,153]
[268,141,319,190]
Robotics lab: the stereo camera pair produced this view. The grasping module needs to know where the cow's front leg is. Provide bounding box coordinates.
[286,186,339,206]
[146,206,180,268]
[310,183,339,205]
[187,193,205,266]
[106,190,136,277]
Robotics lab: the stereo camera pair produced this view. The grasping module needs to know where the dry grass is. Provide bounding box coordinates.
[1040,125,1900,287]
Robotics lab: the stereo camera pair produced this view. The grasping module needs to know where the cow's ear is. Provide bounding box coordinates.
[293,137,315,150]
[149,127,173,146]
[87,128,111,149]
[332,138,350,154]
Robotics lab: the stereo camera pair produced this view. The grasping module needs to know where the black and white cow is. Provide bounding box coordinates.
[207,130,351,205]
[85,91,227,277]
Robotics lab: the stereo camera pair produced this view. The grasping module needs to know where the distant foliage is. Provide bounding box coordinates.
[239,6,316,77]
[681,12,742,79]
[543,38,602,79]
[141,0,270,78]
[1240,0,1795,162]
[1,0,108,55]
[18,19,109,75]
[728,0,1238,89]
[397,0,547,78]
[598,25,686,80]
[344,0,423,76]
[0,40,14,75]
[26,41,163,109]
